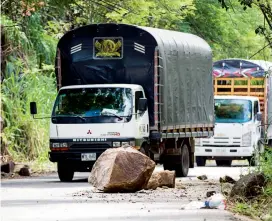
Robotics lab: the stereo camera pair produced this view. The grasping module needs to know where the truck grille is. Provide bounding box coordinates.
[69,143,111,153]
[202,137,241,147]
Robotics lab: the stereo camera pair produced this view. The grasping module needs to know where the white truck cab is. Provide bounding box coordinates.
[50,84,149,142]
[195,95,263,166]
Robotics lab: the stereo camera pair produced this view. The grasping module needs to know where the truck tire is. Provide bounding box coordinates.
[57,162,74,182]
[248,154,260,166]
[163,143,190,177]
[215,160,232,167]
[196,156,206,166]
[140,144,150,158]
[177,143,190,177]
[248,142,262,166]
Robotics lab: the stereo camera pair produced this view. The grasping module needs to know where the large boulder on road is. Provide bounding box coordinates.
[145,170,176,190]
[230,172,266,199]
[88,145,156,193]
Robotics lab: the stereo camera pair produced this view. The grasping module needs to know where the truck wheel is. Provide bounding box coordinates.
[215,160,232,167]
[175,144,190,177]
[196,156,206,166]
[163,143,190,177]
[57,162,74,182]
[248,143,262,166]
[248,155,259,166]
[140,144,150,157]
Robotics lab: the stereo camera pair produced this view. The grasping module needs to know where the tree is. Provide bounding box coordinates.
[103,0,195,30]
[218,0,272,52]
[186,0,271,60]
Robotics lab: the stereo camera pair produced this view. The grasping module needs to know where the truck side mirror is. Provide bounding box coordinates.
[138,98,147,112]
[30,102,37,115]
[256,112,262,121]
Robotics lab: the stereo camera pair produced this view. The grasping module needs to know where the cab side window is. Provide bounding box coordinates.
[135,91,144,112]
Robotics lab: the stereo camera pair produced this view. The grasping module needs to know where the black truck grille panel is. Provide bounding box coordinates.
[69,143,111,153]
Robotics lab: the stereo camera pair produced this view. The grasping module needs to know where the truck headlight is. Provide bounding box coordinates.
[51,142,68,151]
[112,142,121,147]
[59,143,68,147]
[52,143,60,148]
[242,132,252,146]
[52,143,68,148]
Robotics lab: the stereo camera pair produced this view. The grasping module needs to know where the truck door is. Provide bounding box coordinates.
[135,91,149,137]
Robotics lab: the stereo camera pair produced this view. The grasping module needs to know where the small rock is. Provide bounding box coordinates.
[230,172,266,199]
[145,170,175,190]
[1,161,15,173]
[219,175,236,184]
[18,166,30,176]
[206,191,216,197]
[197,175,208,180]
[221,183,234,196]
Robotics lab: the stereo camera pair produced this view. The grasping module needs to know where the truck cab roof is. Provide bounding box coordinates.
[214,95,260,102]
[59,84,143,91]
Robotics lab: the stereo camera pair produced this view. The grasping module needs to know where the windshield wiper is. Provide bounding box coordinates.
[101,112,123,120]
[53,115,86,122]
[72,115,86,122]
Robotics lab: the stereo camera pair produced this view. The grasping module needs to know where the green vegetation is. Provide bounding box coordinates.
[230,149,272,220]
[1,69,56,161]
[1,0,271,167]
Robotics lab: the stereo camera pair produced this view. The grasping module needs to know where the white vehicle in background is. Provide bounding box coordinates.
[195,58,272,167]
[195,95,263,166]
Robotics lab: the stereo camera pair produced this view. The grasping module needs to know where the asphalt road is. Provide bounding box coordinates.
[1,161,253,221]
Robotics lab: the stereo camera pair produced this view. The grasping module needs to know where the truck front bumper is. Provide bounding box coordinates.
[49,151,104,162]
[195,146,253,157]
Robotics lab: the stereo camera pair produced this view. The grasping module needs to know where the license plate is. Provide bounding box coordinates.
[81,153,96,161]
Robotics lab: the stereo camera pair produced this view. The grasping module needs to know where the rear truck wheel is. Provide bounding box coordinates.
[196,156,206,166]
[178,143,190,177]
[57,162,74,182]
[248,142,262,166]
[248,156,257,166]
[268,139,272,148]
[215,160,232,167]
[140,144,150,158]
[248,154,260,166]
[163,143,190,177]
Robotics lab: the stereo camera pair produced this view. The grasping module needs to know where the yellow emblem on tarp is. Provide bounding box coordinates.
[94,39,122,58]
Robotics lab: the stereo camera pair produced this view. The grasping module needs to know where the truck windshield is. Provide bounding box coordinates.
[52,87,132,124]
[215,99,252,123]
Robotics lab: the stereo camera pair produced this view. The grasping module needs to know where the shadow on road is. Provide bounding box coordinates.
[48,178,88,183]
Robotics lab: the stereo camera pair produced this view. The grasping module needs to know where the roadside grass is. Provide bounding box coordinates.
[230,148,272,220]
[30,159,57,173]
[1,68,56,166]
